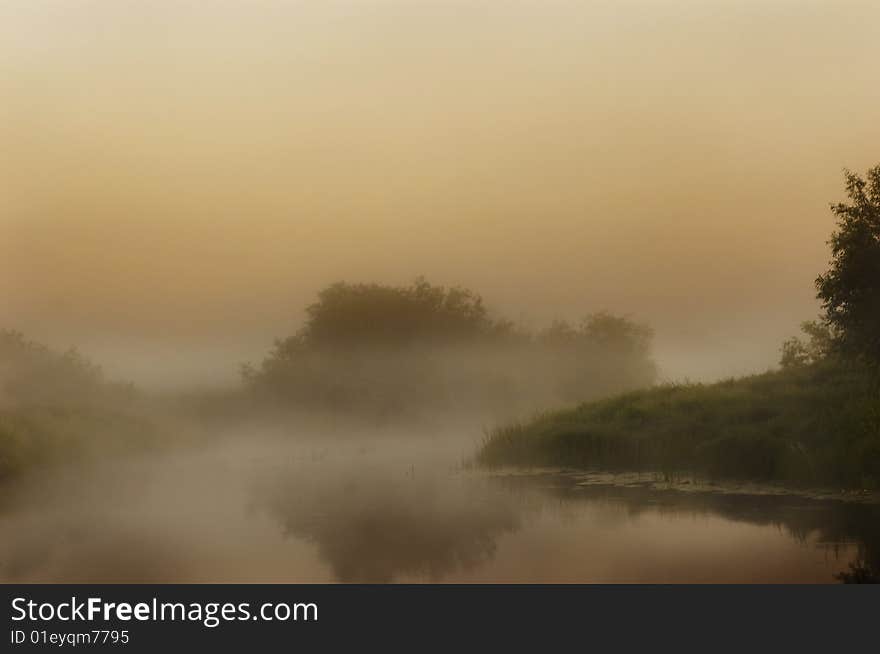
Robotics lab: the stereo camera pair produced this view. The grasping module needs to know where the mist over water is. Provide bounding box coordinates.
[0,421,873,584]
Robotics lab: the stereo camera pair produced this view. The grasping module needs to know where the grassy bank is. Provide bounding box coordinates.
[478,363,880,490]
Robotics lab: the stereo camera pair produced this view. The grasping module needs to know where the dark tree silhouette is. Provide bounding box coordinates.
[816,165,880,367]
[243,279,657,417]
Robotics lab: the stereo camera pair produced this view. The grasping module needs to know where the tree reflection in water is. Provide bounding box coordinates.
[255,469,520,582]
[255,466,880,584]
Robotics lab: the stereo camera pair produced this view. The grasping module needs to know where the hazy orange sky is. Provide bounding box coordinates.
[2,1,879,385]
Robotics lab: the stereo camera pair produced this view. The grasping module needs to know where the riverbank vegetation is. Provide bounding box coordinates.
[478,361,879,489]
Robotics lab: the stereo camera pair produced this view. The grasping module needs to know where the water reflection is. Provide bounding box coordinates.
[254,468,880,584]
[254,469,519,582]
[0,440,877,583]
[493,474,880,583]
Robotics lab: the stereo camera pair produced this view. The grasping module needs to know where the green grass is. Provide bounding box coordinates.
[478,362,880,490]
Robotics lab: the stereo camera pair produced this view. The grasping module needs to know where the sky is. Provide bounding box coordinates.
[2,0,879,386]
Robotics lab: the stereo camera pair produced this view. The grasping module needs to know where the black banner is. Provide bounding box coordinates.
[2,585,876,651]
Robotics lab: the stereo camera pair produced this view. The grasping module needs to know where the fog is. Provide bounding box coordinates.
[3,1,880,383]
[2,1,879,584]
[0,429,499,583]
[3,427,875,583]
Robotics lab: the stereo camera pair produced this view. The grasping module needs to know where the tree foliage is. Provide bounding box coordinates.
[296,277,511,349]
[816,165,880,366]
[244,279,657,418]
[780,320,835,369]
[0,330,123,407]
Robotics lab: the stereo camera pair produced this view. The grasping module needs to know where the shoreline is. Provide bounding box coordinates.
[485,467,880,505]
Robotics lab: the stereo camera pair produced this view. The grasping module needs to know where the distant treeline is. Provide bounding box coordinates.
[0,330,132,409]
[0,330,163,480]
[243,278,657,420]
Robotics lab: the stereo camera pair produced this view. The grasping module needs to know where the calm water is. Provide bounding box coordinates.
[1,434,876,583]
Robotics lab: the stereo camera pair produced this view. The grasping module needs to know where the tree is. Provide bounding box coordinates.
[779,320,834,369]
[0,329,130,407]
[581,312,654,356]
[243,279,658,415]
[816,165,880,367]
[292,277,510,349]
